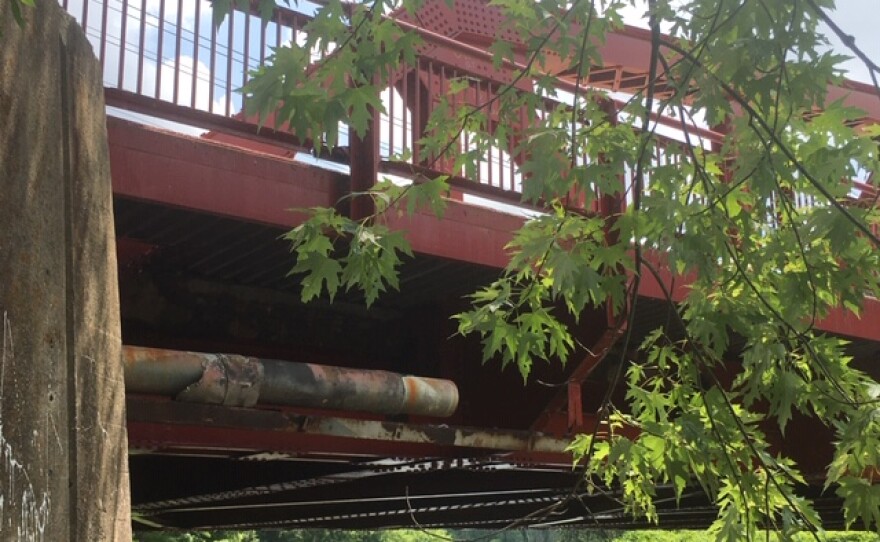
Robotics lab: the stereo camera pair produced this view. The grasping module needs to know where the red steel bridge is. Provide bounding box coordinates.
[62,0,880,531]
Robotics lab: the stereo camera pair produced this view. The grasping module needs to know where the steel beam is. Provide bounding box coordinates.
[126,397,573,462]
[107,117,346,227]
[348,79,380,220]
[531,328,625,433]
[636,250,880,342]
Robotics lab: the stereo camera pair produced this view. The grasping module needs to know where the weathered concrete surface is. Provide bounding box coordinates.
[0,1,132,540]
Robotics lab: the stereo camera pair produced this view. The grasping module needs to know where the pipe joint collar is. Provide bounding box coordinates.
[176,354,264,407]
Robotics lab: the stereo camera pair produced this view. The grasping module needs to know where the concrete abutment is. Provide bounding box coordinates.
[0,0,132,539]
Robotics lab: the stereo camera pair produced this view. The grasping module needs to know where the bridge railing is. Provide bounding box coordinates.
[372,24,735,209]
[63,0,877,221]
[379,54,545,198]
[64,0,311,144]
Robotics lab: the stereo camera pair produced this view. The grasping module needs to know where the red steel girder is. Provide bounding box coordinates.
[127,396,576,466]
[636,250,880,343]
[107,117,346,226]
[348,84,380,221]
[108,117,523,267]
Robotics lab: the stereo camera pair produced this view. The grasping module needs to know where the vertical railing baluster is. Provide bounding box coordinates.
[433,63,441,166]
[401,66,408,158]
[508,98,515,192]
[259,11,267,66]
[456,70,464,177]
[400,68,410,157]
[422,59,435,165]
[191,0,201,109]
[209,6,217,114]
[136,0,147,94]
[82,0,90,39]
[486,81,504,188]
[443,68,462,175]
[518,106,526,193]
[117,0,129,89]
[389,80,395,155]
[412,66,421,164]
[99,0,109,67]
[242,10,250,114]
[225,12,234,116]
[155,0,165,100]
[444,64,453,174]
[275,9,282,50]
[486,82,493,187]
[173,0,182,104]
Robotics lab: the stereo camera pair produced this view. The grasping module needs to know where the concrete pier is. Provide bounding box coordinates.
[0,1,132,539]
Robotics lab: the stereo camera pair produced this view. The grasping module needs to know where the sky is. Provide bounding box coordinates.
[820,0,880,83]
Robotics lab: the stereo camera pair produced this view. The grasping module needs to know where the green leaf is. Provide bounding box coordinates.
[257,0,277,22]
[291,251,343,302]
[342,85,384,139]
[210,0,231,28]
[837,476,880,530]
[405,176,449,218]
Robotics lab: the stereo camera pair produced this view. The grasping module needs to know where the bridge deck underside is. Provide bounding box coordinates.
[128,451,850,531]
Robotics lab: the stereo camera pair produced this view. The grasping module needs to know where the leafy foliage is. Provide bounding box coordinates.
[240,0,419,147]
[453,207,629,378]
[282,207,412,307]
[211,0,880,538]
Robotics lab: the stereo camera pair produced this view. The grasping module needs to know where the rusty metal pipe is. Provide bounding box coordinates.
[123,346,458,418]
